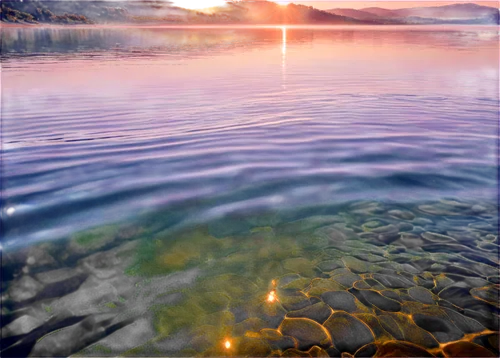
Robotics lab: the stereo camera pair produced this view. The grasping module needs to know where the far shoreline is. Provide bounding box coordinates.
[2,22,499,30]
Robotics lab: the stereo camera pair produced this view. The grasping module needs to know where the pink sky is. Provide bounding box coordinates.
[274,1,498,9]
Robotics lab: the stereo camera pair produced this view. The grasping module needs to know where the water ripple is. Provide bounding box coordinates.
[1,26,498,247]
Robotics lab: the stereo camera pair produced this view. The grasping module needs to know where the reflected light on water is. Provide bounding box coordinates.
[281,26,287,57]
[267,289,277,303]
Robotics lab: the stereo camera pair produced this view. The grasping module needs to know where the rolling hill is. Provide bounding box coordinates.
[367,3,498,19]
[324,8,384,21]
[357,7,399,18]
[327,3,499,25]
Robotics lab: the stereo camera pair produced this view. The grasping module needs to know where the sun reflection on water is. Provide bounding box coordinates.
[267,289,277,303]
[281,26,287,90]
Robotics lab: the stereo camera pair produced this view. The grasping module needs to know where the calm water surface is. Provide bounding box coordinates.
[2,26,498,247]
[1,26,500,358]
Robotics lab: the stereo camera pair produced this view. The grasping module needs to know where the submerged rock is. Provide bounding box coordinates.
[431,274,454,294]
[323,312,374,354]
[408,287,435,305]
[470,286,500,306]
[280,277,310,292]
[307,279,345,296]
[331,272,362,288]
[307,345,330,357]
[279,317,331,351]
[278,274,303,288]
[317,260,344,272]
[443,341,496,357]
[358,290,402,312]
[282,348,311,357]
[231,297,285,328]
[66,225,119,258]
[259,328,296,351]
[342,256,381,274]
[354,343,378,357]
[237,336,272,356]
[189,325,225,353]
[379,289,403,302]
[321,291,365,314]
[412,313,464,343]
[355,313,394,341]
[286,302,332,324]
[372,274,414,289]
[279,292,312,312]
[380,313,439,348]
[472,333,499,355]
[374,341,434,357]
[362,278,386,290]
[233,317,267,336]
[283,258,317,277]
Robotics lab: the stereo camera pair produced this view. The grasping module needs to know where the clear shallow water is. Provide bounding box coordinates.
[1,26,500,358]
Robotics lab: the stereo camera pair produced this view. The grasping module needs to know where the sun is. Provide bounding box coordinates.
[172,0,227,10]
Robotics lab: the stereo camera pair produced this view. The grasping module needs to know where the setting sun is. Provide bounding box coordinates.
[172,0,227,10]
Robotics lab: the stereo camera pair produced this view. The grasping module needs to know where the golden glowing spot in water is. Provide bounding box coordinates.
[224,339,231,349]
[267,289,277,303]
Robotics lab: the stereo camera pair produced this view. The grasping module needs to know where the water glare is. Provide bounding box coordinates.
[267,289,277,303]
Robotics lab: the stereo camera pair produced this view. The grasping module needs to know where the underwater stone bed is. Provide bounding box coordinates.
[1,199,499,357]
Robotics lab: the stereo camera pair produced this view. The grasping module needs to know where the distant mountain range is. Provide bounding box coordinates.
[1,1,499,25]
[0,0,357,25]
[327,3,500,24]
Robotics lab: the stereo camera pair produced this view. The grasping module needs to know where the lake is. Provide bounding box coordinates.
[1,26,499,357]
